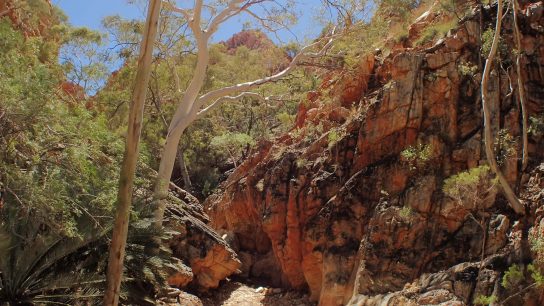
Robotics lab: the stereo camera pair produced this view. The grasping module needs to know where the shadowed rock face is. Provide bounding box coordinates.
[165,188,241,291]
[205,3,544,305]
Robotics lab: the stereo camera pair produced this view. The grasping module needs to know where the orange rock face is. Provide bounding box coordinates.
[166,189,241,291]
[205,4,544,306]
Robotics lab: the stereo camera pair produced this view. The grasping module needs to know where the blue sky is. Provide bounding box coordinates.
[52,0,323,44]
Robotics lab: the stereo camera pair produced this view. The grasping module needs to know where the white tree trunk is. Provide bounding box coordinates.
[512,0,529,171]
[176,148,192,190]
[104,0,161,305]
[480,0,524,215]
[152,1,337,227]
[152,117,190,227]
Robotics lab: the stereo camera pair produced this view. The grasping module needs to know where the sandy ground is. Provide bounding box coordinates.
[161,281,315,306]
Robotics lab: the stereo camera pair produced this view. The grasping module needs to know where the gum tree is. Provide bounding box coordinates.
[480,0,524,215]
[104,0,162,305]
[152,0,336,227]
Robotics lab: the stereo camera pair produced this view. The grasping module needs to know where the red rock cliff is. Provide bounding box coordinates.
[205,2,544,305]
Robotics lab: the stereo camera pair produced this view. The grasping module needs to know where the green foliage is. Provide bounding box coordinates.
[210,132,256,166]
[528,264,544,286]
[474,294,497,305]
[399,206,413,220]
[96,16,316,197]
[528,115,544,138]
[438,0,473,20]
[332,21,388,69]
[481,27,508,58]
[380,0,421,20]
[296,158,309,169]
[395,30,410,44]
[0,18,121,237]
[494,129,517,166]
[481,28,495,56]
[0,15,124,304]
[122,216,189,304]
[400,143,432,171]
[529,227,544,267]
[0,206,107,304]
[325,0,422,68]
[458,61,478,77]
[277,112,296,132]
[498,264,544,304]
[304,122,325,143]
[328,129,342,149]
[415,19,458,46]
[60,26,109,93]
[502,264,524,289]
[443,165,497,211]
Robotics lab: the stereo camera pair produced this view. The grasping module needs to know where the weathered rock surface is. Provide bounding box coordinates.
[205,3,544,305]
[165,187,241,291]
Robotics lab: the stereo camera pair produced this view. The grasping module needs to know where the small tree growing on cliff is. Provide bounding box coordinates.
[104,0,162,304]
[151,0,337,227]
[443,165,497,215]
[443,165,498,298]
[210,132,255,168]
[480,0,525,215]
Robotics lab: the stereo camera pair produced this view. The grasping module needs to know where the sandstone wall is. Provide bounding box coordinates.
[205,2,544,305]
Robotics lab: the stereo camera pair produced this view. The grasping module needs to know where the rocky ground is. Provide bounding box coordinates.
[201,282,314,306]
[159,281,314,306]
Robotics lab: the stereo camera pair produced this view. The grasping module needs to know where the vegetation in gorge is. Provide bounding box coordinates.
[0,0,543,304]
[0,8,117,304]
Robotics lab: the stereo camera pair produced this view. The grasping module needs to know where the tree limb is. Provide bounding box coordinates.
[196,92,267,119]
[512,0,529,171]
[480,0,524,215]
[162,1,190,21]
[193,31,337,112]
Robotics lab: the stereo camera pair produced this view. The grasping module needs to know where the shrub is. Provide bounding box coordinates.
[481,28,495,56]
[277,111,296,132]
[494,129,517,165]
[474,294,497,305]
[303,122,324,143]
[502,264,524,289]
[528,115,544,138]
[328,129,342,150]
[399,206,414,220]
[415,19,458,46]
[296,157,309,169]
[210,132,255,166]
[481,27,508,58]
[400,143,433,171]
[443,165,497,211]
[528,264,544,286]
[458,61,478,77]
[529,226,544,267]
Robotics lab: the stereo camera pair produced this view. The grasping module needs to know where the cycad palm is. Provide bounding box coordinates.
[0,208,106,305]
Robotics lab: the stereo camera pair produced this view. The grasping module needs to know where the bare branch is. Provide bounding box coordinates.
[207,0,246,34]
[245,8,286,33]
[196,92,266,119]
[162,0,203,39]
